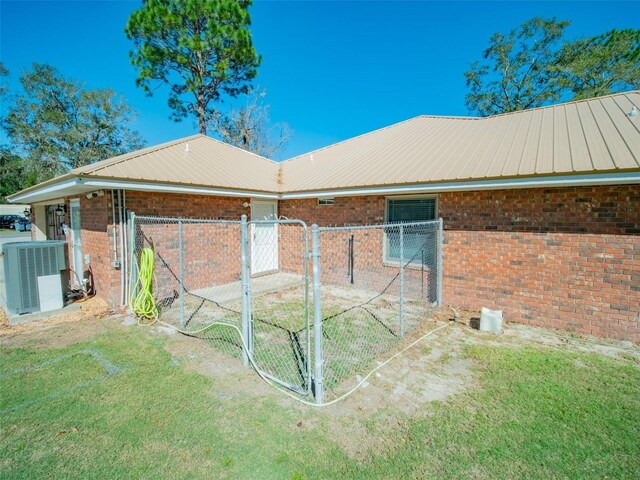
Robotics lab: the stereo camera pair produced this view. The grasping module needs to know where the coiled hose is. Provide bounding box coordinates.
[131,247,158,321]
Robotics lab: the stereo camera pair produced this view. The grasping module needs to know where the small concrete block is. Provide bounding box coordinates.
[121,316,137,327]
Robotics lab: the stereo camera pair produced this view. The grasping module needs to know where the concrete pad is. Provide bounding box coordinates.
[7,303,81,326]
[191,272,305,304]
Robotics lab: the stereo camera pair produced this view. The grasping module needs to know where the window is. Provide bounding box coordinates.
[317,197,335,206]
[385,197,437,264]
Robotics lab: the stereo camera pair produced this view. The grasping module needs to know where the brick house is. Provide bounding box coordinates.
[8,91,640,342]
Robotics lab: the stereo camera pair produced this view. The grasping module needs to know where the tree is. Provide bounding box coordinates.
[558,29,640,100]
[464,17,569,116]
[4,64,144,183]
[0,62,8,97]
[0,148,37,203]
[0,63,37,201]
[211,88,291,157]
[126,0,261,135]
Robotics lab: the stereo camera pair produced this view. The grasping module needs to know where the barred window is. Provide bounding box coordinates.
[385,197,437,264]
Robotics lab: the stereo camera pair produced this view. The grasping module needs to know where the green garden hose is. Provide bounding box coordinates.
[131,247,158,321]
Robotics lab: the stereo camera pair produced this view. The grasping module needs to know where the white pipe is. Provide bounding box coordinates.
[111,190,118,265]
[122,189,128,305]
[118,189,125,306]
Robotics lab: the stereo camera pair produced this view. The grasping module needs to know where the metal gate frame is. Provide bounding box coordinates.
[241,214,312,396]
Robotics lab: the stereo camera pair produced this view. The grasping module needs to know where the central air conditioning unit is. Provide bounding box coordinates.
[2,240,67,315]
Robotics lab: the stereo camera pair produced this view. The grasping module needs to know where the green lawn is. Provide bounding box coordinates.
[1,324,638,479]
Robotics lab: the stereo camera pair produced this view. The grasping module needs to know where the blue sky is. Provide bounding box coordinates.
[1,1,637,159]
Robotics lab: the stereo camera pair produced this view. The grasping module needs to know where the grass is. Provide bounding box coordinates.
[2,324,637,479]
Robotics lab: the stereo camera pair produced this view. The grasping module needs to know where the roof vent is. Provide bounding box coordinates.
[629,106,638,117]
[185,143,190,153]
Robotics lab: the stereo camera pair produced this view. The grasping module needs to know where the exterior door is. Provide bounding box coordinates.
[250,201,278,275]
[69,199,83,285]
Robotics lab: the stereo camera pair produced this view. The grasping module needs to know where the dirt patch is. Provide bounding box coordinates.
[163,331,278,401]
[0,297,112,348]
[448,306,640,363]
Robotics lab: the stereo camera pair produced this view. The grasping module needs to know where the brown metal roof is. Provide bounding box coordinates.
[8,91,640,202]
[72,134,281,192]
[280,91,640,192]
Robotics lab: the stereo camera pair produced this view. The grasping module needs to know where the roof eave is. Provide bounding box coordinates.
[279,170,640,199]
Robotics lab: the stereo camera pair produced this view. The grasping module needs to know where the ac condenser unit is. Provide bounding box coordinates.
[2,241,67,314]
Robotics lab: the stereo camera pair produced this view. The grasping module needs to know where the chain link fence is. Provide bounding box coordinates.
[130,216,244,357]
[314,221,442,402]
[130,213,442,404]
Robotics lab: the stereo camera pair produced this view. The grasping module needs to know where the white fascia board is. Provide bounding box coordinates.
[7,178,81,203]
[81,179,279,199]
[11,171,640,204]
[279,171,640,199]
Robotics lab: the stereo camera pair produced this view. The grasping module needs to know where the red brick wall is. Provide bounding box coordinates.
[279,196,385,226]
[78,194,119,304]
[53,185,639,342]
[123,192,249,305]
[279,186,640,342]
[439,185,640,342]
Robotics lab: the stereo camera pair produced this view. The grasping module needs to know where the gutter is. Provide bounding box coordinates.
[7,170,640,204]
[278,171,640,199]
[7,176,279,203]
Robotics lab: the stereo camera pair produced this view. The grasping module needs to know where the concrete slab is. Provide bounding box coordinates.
[191,272,305,304]
[7,303,81,326]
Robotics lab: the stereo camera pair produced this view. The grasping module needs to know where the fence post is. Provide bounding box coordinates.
[399,224,405,337]
[437,218,444,306]
[178,219,184,329]
[311,224,324,404]
[240,214,250,366]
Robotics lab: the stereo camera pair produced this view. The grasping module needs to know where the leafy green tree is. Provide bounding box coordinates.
[558,29,640,100]
[0,148,37,203]
[0,62,9,97]
[4,64,144,183]
[465,19,640,116]
[464,17,569,116]
[126,0,261,135]
[0,63,36,201]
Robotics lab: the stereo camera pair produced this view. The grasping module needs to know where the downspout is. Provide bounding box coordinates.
[122,189,128,306]
[118,189,125,306]
[111,190,118,267]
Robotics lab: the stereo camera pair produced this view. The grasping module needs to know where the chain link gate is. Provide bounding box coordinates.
[244,217,311,396]
[130,213,442,405]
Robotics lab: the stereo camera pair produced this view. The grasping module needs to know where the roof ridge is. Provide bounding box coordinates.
[200,135,280,164]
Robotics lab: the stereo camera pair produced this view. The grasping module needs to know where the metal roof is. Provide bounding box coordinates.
[72,134,280,192]
[280,91,640,192]
[8,91,640,202]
